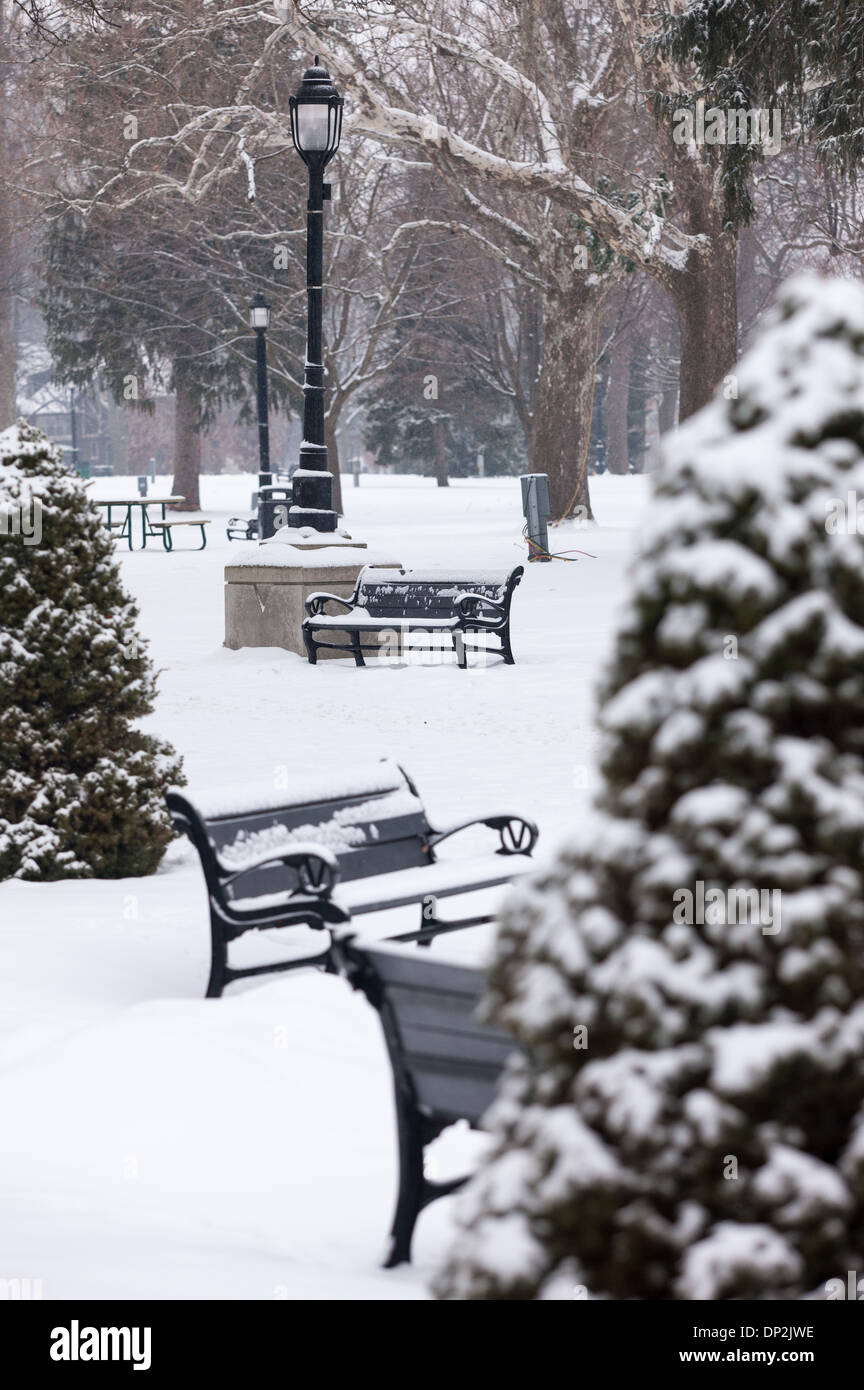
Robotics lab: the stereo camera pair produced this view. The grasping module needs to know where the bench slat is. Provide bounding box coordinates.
[361,945,489,995]
[361,948,516,1119]
[384,984,498,1030]
[413,1068,504,1123]
[308,614,461,629]
[356,571,511,621]
[336,854,524,915]
[399,1023,514,1070]
[360,586,505,619]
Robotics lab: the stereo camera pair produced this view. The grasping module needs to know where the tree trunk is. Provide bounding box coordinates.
[0,8,15,428]
[605,326,632,475]
[658,382,678,438]
[324,415,343,515]
[670,231,739,422]
[433,416,449,487]
[531,289,600,521]
[628,346,647,472]
[737,223,762,343]
[171,372,201,509]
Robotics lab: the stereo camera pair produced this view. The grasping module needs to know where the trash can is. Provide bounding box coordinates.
[258,484,294,540]
[520,473,552,562]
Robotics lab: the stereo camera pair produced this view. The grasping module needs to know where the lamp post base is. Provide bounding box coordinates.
[288,507,338,531]
[288,462,338,531]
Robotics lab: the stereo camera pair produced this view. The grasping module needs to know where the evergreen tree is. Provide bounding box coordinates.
[0,421,182,880]
[650,0,864,222]
[40,202,303,508]
[436,275,864,1301]
[362,257,530,482]
[364,367,525,482]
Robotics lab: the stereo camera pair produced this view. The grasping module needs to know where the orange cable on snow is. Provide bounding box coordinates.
[522,524,596,563]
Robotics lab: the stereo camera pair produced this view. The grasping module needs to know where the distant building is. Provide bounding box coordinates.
[17,343,115,474]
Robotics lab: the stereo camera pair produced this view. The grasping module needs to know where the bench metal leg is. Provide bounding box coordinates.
[384,1085,426,1267]
[417,898,433,948]
[384,1089,470,1266]
[453,631,467,669]
[142,502,165,550]
[303,627,319,665]
[205,917,229,998]
[159,524,209,551]
[206,915,332,998]
[500,624,515,665]
[380,994,470,1268]
[350,632,366,667]
[119,505,135,551]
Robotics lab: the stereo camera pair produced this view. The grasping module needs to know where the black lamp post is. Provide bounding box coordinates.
[288,57,343,532]
[248,291,275,536]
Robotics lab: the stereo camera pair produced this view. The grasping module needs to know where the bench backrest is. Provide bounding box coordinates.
[168,762,432,904]
[355,567,520,620]
[354,945,517,1124]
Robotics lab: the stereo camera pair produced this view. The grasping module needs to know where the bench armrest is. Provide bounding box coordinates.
[454,592,508,627]
[305,592,355,618]
[220,843,341,898]
[429,813,538,856]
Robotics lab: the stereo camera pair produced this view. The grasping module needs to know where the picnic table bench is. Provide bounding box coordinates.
[302,566,524,667]
[94,497,210,550]
[166,761,538,999]
[148,518,211,550]
[328,935,518,1266]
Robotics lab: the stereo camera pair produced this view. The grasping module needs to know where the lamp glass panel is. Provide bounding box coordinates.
[250,306,270,329]
[296,102,331,151]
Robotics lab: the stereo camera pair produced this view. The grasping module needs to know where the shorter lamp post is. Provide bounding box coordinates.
[288,57,343,531]
[249,291,274,536]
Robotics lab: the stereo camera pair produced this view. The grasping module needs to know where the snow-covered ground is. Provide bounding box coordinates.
[0,470,647,1300]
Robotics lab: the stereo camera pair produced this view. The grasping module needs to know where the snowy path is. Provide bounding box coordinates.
[0,472,646,1299]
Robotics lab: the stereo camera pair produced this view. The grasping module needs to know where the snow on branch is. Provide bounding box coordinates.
[268,1,707,276]
[238,133,256,202]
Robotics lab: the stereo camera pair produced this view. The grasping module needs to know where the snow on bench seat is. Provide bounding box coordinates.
[334,854,530,916]
[309,609,461,629]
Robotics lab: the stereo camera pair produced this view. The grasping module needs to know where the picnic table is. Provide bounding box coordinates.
[94,496,188,551]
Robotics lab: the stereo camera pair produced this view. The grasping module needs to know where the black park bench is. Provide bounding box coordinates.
[328,935,519,1267]
[302,565,524,668]
[166,762,538,999]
